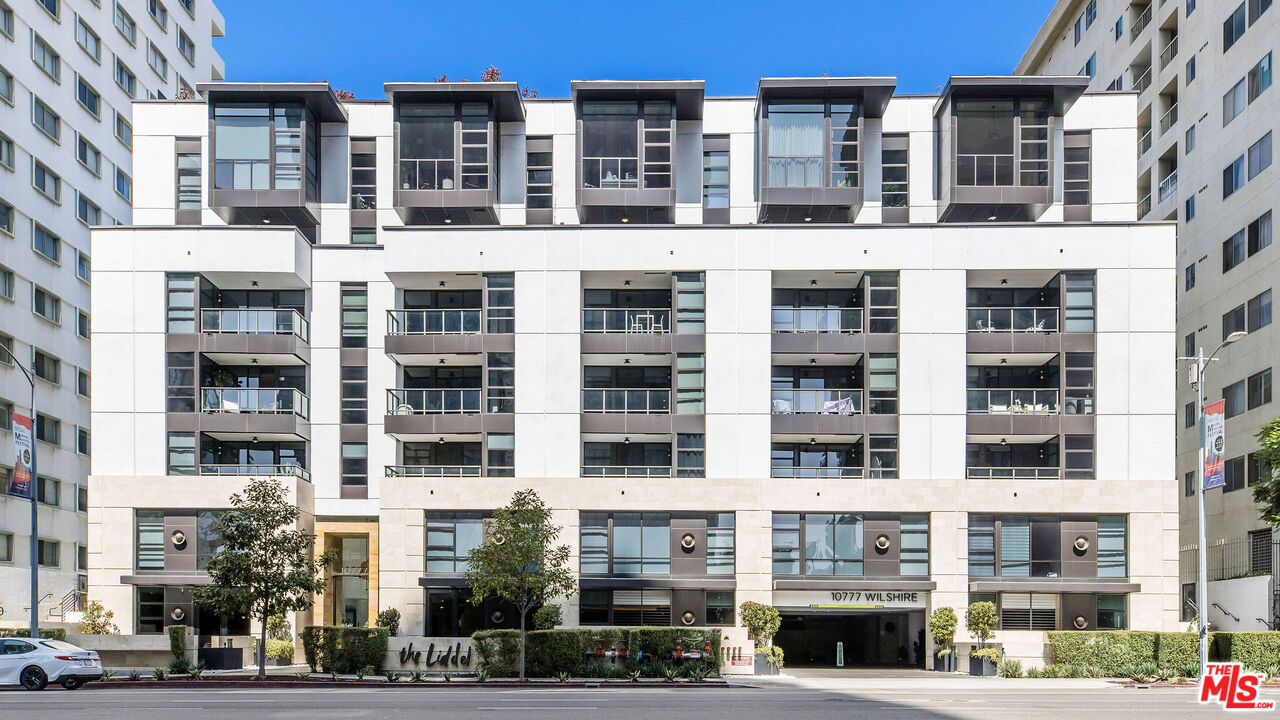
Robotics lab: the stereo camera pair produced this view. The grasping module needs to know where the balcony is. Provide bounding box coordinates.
[197,463,311,481]
[1137,129,1152,157]
[384,384,511,437]
[583,308,671,334]
[967,389,1059,415]
[582,389,671,414]
[967,466,1060,479]
[967,307,1058,333]
[772,307,862,334]
[1159,35,1178,68]
[1138,192,1152,218]
[583,440,672,477]
[1158,169,1178,202]
[772,389,863,415]
[386,465,482,478]
[580,465,672,478]
[1130,4,1152,40]
[384,296,513,359]
[196,308,310,366]
[201,308,309,341]
[1132,67,1152,94]
[388,309,482,335]
[388,388,482,415]
[1158,103,1178,135]
[772,465,865,479]
[201,387,309,418]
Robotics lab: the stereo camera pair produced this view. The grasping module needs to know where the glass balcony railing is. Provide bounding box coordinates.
[399,158,456,191]
[387,388,482,414]
[201,388,309,419]
[581,465,672,477]
[771,307,862,333]
[966,466,1061,479]
[771,389,863,415]
[386,465,483,477]
[387,309,482,335]
[770,466,865,479]
[956,154,1015,187]
[966,389,1059,414]
[582,389,671,414]
[198,464,310,481]
[582,157,639,189]
[200,308,309,342]
[966,307,1058,332]
[582,308,671,333]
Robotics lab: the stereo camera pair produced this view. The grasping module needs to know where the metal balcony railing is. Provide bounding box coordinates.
[1138,193,1152,218]
[966,389,1060,414]
[581,465,672,477]
[198,464,311,481]
[387,388,482,414]
[201,387,309,419]
[771,389,863,415]
[771,466,865,479]
[200,308,309,342]
[966,466,1061,479]
[1160,35,1179,67]
[1179,538,1280,583]
[386,465,483,477]
[582,388,671,413]
[387,309,482,335]
[1137,129,1153,157]
[1132,67,1152,94]
[1159,103,1178,135]
[966,307,1059,333]
[582,308,671,333]
[771,307,863,333]
[1159,169,1179,201]
[1130,5,1152,40]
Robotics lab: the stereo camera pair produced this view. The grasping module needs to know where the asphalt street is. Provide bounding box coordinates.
[0,683,1260,719]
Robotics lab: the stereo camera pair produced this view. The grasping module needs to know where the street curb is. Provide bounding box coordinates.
[87,679,734,690]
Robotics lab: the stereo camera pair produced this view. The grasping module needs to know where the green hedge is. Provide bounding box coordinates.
[1156,632,1199,671]
[1047,631,1157,676]
[1213,632,1280,671]
[300,626,389,673]
[251,637,297,662]
[0,628,67,640]
[472,627,721,678]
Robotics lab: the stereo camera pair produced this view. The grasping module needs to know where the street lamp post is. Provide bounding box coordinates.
[0,344,39,640]
[1182,330,1247,677]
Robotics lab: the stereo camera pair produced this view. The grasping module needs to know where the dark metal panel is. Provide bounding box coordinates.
[581,334,673,355]
[669,515,706,578]
[340,424,369,442]
[577,577,737,590]
[863,516,901,577]
[1060,593,1096,630]
[671,589,704,627]
[772,578,937,591]
[164,513,199,574]
[771,333,866,356]
[385,333,513,356]
[770,413,866,436]
[968,580,1139,593]
[1060,519,1097,579]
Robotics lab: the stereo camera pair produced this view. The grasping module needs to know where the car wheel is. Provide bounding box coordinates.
[61,678,84,690]
[20,666,48,691]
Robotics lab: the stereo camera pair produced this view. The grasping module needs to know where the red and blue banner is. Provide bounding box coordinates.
[1203,399,1226,491]
[9,413,34,499]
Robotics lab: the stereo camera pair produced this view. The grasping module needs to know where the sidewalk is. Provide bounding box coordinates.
[740,668,1120,691]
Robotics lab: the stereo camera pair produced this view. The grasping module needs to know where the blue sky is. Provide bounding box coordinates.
[210,0,1058,99]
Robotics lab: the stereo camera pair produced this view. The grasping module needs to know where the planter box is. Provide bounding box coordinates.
[753,653,780,675]
[934,653,956,672]
[969,657,997,677]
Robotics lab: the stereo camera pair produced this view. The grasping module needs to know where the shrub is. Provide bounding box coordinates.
[1212,632,1280,672]
[966,602,998,647]
[1046,631,1156,676]
[80,601,120,635]
[533,604,562,630]
[299,626,389,673]
[761,644,785,669]
[1026,666,1043,678]
[1156,632,1198,672]
[376,608,401,637]
[301,627,321,672]
[0,628,67,640]
[473,627,722,678]
[473,629,520,677]
[928,607,958,654]
[739,602,780,644]
[251,637,297,663]
[168,625,188,661]
[997,659,1023,678]
[267,614,292,642]
[970,647,1000,663]
[168,656,192,674]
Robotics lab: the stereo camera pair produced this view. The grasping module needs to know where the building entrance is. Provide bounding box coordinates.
[775,611,925,667]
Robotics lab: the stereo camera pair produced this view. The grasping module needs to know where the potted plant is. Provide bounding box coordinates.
[740,601,783,675]
[965,601,999,677]
[928,607,957,672]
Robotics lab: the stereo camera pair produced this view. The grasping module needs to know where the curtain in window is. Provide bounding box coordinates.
[767,110,823,187]
[1000,517,1030,577]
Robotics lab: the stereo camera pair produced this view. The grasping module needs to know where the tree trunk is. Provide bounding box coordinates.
[518,605,527,681]
[258,612,268,678]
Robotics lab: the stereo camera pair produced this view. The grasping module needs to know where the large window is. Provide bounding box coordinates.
[1224,1,1246,51]
[579,512,670,575]
[707,512,735,574]
[881,134,909,209]
[340,366,367,423]
[398,102,491,191]
[214,103,314,194]
[1248,132,1272,179]
[581,100,672,190]
[580,588,672,626]
[764,100,861,188]
[955,98,1050,187]
[773,513,871,576]
[970,515,1126,579]
[340,284,368,348]
[425,512,484,574]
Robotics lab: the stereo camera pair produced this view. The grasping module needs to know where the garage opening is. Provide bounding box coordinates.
[776,611,925,667]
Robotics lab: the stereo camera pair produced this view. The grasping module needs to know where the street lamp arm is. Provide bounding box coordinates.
[0,343,35,387]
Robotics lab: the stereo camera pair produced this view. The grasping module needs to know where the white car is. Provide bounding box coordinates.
[0,638,102,690]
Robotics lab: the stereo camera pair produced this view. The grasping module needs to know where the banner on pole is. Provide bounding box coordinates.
[1204,399,1226,490]
[10,413,34,499]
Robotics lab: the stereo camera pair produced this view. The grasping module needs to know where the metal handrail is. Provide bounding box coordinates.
[200,308,309,342]
[386,465,482,477]
[966,307,1059,333]
[966,389,1059,414]
[1138,193,1152,218]
[1137,130,1152,157]
[387,388,482,414]
[771,307,863,333]
[582,388,671,414]
[1159,103,1178,135]
[198,464,311,481]
[387,309,482,335]
[771,389,863,415]
[201,387,309,419]
[966,466,1061,479]
[1159,170,1179,202]
[1130,4,1152,40]
[770,466,865,478]
[582,308,671,333]
[581,465,672,477]
[398,158,458,191]
[1132,66,1152,94]
[956,153,1016,187]
[1159,35,1179,67]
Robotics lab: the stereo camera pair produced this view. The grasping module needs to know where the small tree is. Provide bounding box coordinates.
[928,606,958,656]
[532,604,562,630]
[79,601,120,635]
[965,601,998,653]
[739,601,781,645]
[377,608,401,637]
[266,614,292,641]
[193,480,335,678]
[464,489,576,680]
[1251,418,1280,526]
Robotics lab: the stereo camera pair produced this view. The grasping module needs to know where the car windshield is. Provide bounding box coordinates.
[40,640,84,652]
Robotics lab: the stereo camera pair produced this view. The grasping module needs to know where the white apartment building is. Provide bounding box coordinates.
[1020,0,1278,632]
[0,0,223,627]
[89,76,1178,670]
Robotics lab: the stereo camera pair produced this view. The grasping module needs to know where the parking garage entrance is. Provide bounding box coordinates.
[773,590,929,668]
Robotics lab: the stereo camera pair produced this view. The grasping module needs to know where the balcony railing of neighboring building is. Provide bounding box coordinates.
[1132,67,1152,94]
[966,389,1060,415]
[385,464,483,477]
[1158,169,1179,202]
[771,307,863,333]
[1159,103,1178,135]
[770,465,866,479]
[770,389,863,414]
[201,387,310,419]
[1137,129,1153,157]
[1159,35,1179,68]
[581,389,671,414]
[198,463,311,481]
[582,308,672,333]
[1179,538,1279,583]
[966,466,1061,479]
[1130,4,1152,40]
[966,307,1059,333]
[200,308,309,342]
[581,465,672,477]
[387,309,482,335]
[387,388,482,414]
[1138,192,1152,218]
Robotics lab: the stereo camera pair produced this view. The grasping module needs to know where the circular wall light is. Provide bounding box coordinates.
[1074,615,1088,629]
[170,607,186,621]
[1073,536,1090,555]
[680,533,696,551]
[490,610,505,624]
[875,534,891,553]
[171,530,187,548]
[681,611,696,626]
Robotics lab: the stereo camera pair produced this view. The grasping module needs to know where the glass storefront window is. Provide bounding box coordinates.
[1096,594,1127,629]
[136,586,164,634]
[706,591,735,626]
[330,536,370,627]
